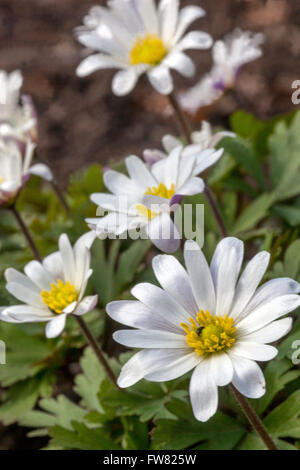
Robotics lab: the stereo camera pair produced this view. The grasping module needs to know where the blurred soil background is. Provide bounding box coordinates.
[0,0,299,449]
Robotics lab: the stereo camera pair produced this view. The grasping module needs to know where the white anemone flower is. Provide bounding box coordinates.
[180,29,264,113]
[0,70,37,142]
[0,139,53,207]
[75,0,212,96]
[87,145,223,253]
[107,237,300,422]
[0,233,98,338]
[144,121,234,165]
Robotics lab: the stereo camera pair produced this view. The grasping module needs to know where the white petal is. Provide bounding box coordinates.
[5,268,40,293]
[45,315,67,338]
[113,329,187,349]
[3,305,53,322]
[184,240,216,314]
[24,261,55,292]
[240,317,293,344]
[239,278,300,319]
[210,237,244,316]
[158,0,179,44]
[131,282,190,329]
[58,234,76,284]
[152,254,198,315]
[76,53,123,77]
[42,252,63,281]
[145,352,200,382]
[176,176,204,196]
[147,65,173,95]
[125,155,157,189]
[103,169,140,196]
[112,69,139,96]
[210,353,233,386]
[5,281,44,308]
[173,6,206,44]
[73,295,98,316]
[232,342,278,361]
[230,251,270,320]
[163,51,195,77]
[137,0,159,35]
[230,355,266,399]
[146,213,181,253]
[106,300,177,332]
[189,360,218,422]
[29,164,53,182]
[238,294,300,334]
[162,134,182,153]
[193,148,224,175]
[176,31,213,52]
[117,348,189,388]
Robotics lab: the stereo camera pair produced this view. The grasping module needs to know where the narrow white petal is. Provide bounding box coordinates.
[184,240,216,314]
[152,254,198,315]
[147,65,173,95]
[58,234,76,284]
[158,0,179,44]
[5,268,40,293]
[42,252,64,281]
[163,52,195,77]
[73,295,98,316]
[131,282,190,329]
[230,355,266,399]
[113,329,187,348]
[6,281,44,308]
[162,134,182,153]
[173,6,206,44]
[210,237,244,316]
[29,164,53,182]
[232,342,278,361]
[146,213,181,253]
[145,352,200,382]
[45,315,67,338]
[117,348,188,388]
[230,251,270,320]
[24,261,55,291]
[210,353,233,386]
[176,176,204,196]
[103,169,140,196]
[3,305,53,322]
[112,69,139,96]
[240,317,293,344]
[76,53,123,77]
[126,155,157,189]
[193,148,224,175]
[176,31,213,52]
[137,0,159,34]
[106,300,177,332]
[189,360,218,422]
[238,294,300,333]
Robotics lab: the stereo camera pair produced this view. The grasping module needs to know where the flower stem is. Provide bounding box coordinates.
[9,206,118,388]
[168,92,192,144]
[10,205,42,262]
[51,180,70,213]
[75,316,120,389]
[230,385,278,450]
[168,92,228,238]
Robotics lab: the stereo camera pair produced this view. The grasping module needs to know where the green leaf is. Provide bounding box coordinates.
[232,192,275,234]
[264,391,300,439]
[273,204,300,227]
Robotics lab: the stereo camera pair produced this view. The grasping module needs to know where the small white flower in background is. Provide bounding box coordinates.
[143,121,234,166]
[107,237,300,422]
[0,139,53,207]
[87,145,223,253]
[180,29,264,113]
[0,70,37,143]
[0,233,98,338]
[75,0,212,96]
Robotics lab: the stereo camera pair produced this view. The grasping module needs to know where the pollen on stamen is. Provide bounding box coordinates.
[181,310,236,356]
[41,279,78,315]
[130,34,167,66]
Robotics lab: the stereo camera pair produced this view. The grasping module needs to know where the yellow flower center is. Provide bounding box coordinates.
[0,176,5,184]
[145,183,175,199]
[130,34,167,66]
[41,280,78,314]
[181,310,236,356]
[136,183,175,220]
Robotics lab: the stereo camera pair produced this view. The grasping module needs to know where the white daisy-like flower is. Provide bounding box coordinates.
[75,0,212,96]
[0,139,52,207]
[180,29,264,113]
[0,70,37,143]
[87,145,223,253]
[0,233,98,338]
[107,237,300,422]
[143,121,234,165]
